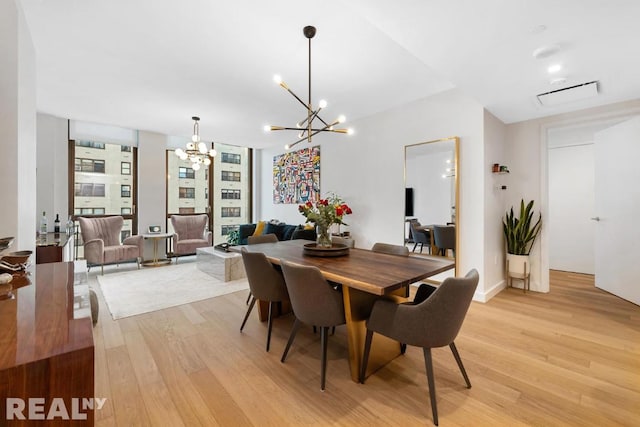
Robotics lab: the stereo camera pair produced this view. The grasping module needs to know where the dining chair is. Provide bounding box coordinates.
[245,233,280,304]
[432,225,455,257]
[360,269,479,426]
[239,248,289,352]
[371,242,410,297]
[409,221,432,254]
[279,259,346,391]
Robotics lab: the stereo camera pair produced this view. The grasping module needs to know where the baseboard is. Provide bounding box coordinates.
[472,279,506,303]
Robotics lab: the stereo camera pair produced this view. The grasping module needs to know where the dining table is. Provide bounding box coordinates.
[233,239,455,382]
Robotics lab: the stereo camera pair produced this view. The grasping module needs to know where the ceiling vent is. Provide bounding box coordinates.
[537,81,599,106]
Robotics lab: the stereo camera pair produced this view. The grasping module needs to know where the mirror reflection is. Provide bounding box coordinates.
[404,137,459,277]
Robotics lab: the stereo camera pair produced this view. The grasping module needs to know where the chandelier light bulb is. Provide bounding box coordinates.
[204,158,211,166]
[186,142,195,150]
[284,144,290,150]
[337,115,346,124]
[347,128,354,135]
[318,99,327,109]
[209,148,217,157]
[264,125,272,132]
[198,142,207,154]
[273,75,282,85]
[192,163,201,171]
[179,152,188,160]
[175,148,184,156]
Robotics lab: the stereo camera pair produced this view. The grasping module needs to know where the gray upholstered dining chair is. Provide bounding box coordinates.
[239,248,289,352]
[371,242,410,296]
[409,221,432,254]
[247,233,279,244]
[245,233,280,304]
[360,269,479,426]
[279,259,346,391]
[433,225,455,257]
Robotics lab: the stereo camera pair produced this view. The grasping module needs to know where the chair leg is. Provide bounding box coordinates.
[240,297,257,332]
[320,326,328,391]
[400,343,407,354]
[101,264,104,275]
[423,347,438,426]
[246,291,251,305]
[266,301,274,352]
[412,242,418,252]
[449,342,471,388]
[281,318,301,363]
[360,329,374,383]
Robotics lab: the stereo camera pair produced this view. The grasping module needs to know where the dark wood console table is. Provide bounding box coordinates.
[0,262,94,425]
[36,233,74,264]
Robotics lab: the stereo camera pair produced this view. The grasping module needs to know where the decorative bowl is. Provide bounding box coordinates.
[1,250,33,266]
[0,236,14,250]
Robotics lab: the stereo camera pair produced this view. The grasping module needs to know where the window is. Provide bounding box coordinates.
[75,158,105,173]
[221,189,241,200]
[221,152,241,164]
[178,167,195,179]
[179,187,195,199]
[121,146,132,152]
[74,183,105,197]
[121,185,131,197]
[179,207,195,214]
[75,140,105,149]
[221,225,238,236]
[121,207,131,215]
[221,207,241,217]
[74,207,105,215]
[121,162,131,175]
[120,230,131,242]
[221,171,241,182]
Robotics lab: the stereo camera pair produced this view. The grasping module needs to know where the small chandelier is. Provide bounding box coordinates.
[264,25,353,150]
[175,116,217,170]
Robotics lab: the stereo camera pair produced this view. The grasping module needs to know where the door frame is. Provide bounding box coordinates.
[539,108,640,292]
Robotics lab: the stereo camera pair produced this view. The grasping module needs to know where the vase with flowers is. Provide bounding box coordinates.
[298,193,353,248]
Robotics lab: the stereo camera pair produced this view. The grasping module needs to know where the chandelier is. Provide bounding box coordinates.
[175,116,217,170]
[264,25,353,150]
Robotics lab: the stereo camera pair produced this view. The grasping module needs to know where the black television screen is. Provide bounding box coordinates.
[405,188,414,217]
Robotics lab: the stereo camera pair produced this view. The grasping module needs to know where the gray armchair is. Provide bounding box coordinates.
[78,216,143,275]
[360,269,479,425]
[170,214,212,262]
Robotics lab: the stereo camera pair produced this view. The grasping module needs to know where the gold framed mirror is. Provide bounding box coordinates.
[404,136,459,278]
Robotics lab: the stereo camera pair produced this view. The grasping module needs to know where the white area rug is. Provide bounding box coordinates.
[97,262,248,320]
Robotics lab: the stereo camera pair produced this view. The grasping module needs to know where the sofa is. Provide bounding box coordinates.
[237,221,316,245]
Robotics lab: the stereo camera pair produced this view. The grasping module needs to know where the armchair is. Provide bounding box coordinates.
[170,214,212,262]
[78,216,143,275]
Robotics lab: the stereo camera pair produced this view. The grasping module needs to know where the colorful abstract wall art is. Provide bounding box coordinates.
[273,145,320,204]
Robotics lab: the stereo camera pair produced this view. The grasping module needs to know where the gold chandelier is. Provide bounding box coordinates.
[264,25,353,150]
[175,116,217,170]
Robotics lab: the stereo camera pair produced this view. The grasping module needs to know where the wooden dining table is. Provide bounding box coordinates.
[234,239,455,382]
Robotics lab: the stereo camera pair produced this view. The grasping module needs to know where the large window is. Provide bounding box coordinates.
[167,142,251,246]
[71,139,137,260]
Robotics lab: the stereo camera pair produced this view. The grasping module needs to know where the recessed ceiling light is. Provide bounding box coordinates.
[532,44,561,59]
[548,64,562,74]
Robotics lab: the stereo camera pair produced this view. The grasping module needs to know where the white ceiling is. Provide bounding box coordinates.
[19,0,640,149]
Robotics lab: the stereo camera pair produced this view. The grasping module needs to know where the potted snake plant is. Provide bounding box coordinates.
[503,199,542,278]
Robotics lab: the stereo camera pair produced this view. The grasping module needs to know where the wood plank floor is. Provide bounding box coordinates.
[91,267,640,426]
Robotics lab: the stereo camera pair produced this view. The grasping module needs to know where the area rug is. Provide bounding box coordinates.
[97,262,248,320]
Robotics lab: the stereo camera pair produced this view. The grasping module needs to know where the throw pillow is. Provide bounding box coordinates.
[264,223,287,241]
[253,220,266,236]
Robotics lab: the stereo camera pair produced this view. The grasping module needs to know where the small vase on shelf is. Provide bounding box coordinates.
[316,224,332,248]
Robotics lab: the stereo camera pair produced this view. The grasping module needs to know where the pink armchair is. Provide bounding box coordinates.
[170,214,212,262]
[78,216,143,275]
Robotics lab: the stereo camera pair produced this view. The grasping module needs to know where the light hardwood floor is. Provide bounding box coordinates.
[92,268,640,426]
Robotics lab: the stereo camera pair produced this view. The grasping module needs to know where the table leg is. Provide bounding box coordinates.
[342,285,406,382]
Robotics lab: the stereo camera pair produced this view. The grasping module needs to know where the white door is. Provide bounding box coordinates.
[548,143,595,274]
[594,116,640,305]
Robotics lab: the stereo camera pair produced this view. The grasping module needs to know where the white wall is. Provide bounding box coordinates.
[0,0,36,251]
[505,99,640,292]
[258,89,499,301]
[36,114,69,227]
